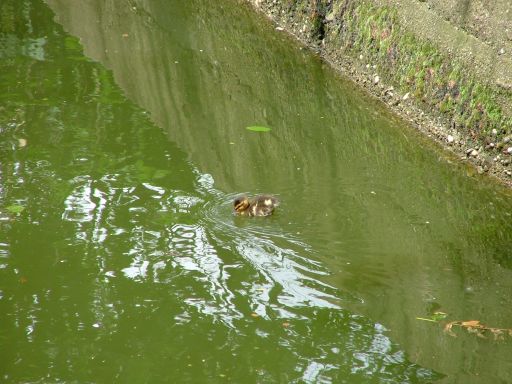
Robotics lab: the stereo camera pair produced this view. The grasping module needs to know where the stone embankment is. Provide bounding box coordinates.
[246,0,512,187]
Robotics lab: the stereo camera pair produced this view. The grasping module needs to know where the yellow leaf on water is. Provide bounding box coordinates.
[461,320,482,328]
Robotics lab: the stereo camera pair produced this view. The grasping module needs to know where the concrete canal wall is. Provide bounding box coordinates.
[246,0,512,186]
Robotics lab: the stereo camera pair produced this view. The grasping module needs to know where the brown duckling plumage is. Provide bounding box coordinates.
[233,195,279,217]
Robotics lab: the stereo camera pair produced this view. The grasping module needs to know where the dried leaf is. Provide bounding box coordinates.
[490,328,504,341]
[461,320,482,328]
[475,330,487,339]
[444,321,457,337]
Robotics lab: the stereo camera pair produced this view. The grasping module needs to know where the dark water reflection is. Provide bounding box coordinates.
[1,0,512,382]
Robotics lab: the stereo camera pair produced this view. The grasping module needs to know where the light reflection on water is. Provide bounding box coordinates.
[2,0,490,381]
[56,162,434,382]
[61,164,343,320]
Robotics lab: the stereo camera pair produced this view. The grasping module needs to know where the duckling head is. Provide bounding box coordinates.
[234,195,250,213]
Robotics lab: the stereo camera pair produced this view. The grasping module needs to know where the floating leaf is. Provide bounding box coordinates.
[432,311,448,321]
[6,204,25,214]
[490,328,505,341]
[416,317,438,323]
[416,311,447,323]
[444,321,457,337]
[442,318,512,340]
[461,320,482,329]
[246,126,271,132]
[474,330,487,339]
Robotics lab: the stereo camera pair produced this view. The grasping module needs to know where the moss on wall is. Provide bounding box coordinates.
[328,0,512,140]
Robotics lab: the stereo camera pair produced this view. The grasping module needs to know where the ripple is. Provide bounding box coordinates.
[199,190,342,313]
[62,177,96,222]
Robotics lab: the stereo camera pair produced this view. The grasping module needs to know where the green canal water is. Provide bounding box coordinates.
[1,0,512,383]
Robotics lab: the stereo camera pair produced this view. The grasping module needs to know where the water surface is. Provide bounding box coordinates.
[1,0,512,383]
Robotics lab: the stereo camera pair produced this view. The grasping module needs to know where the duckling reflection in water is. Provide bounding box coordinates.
[233,195,279,217]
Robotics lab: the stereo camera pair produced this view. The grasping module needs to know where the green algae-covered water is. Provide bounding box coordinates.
[1,1,512,383]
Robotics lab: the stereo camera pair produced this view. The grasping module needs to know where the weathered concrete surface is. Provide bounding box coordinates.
[426,0,512,55]
[385,0,512,92]
[246,0,512,187]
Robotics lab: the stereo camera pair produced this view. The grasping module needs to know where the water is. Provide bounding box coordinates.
[1,0,512,382]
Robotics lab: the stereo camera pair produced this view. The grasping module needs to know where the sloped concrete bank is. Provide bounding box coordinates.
[245,0,512,188]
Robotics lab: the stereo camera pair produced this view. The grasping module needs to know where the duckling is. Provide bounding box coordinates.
[233,195,279,217]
